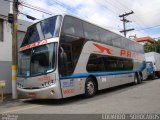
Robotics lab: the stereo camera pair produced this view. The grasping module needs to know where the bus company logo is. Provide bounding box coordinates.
[120,49,143,59]
[20,40,48,51]
[93,43,113,55]
[63,79,74,88]
[63,88,74,94]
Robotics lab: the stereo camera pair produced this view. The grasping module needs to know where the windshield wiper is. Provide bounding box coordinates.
[46,69,53,73]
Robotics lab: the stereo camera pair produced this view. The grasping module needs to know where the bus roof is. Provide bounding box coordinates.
[62,14,142,45]
[28,13,142,46]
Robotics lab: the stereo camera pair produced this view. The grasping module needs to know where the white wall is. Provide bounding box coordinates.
[0,0,10,16]
[0,1,33,93]
[0,20,12,61]
[0,19,12,93]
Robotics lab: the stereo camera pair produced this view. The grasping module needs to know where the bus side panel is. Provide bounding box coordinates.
[97,76,110,90]
[105,75,121,88]
[120,73,134,84]
[97,75,121,90]
[60,78,86,98]
[97,73,134,91]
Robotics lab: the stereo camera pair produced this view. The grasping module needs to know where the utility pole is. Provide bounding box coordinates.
[129,34,136,39]
[12,0,18,99]
[119,11,134,37]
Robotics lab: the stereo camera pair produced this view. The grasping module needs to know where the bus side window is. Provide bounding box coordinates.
[64,27,75,35]
[87,54,105,72]
[83,22,100,41]
[60,43,73,75]
[61,16,84,37]
[99,28,113,45]
[60,16,85,76]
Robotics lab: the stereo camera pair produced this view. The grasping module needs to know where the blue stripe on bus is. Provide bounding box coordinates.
[60,65,145,80]
[60,71,132,80]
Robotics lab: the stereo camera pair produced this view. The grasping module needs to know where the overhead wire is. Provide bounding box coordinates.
[135,24,160,31]
[3,0,54,16]
[19,11,40,20]
[46,0,117,30]
[19,1,54,15]
[48,0,91,20]
[4,0,160,37]
[104,0,154,37]
[112,0,155,36]
[102,0,146,36]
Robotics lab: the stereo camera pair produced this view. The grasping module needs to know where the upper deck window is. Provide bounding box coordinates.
[61,16,84,37]
[21,15,62,47]
[83,22,100,41]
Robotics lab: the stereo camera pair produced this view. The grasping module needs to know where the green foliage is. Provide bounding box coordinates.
[144,39,160,53]
[144,43,155,53]
[157,39,160,53]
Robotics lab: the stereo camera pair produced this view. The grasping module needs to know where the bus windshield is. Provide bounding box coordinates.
[21,15,62,47]
[18,43,57,77]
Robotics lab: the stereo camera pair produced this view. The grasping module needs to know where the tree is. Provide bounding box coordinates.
[144,43,155,53]
[144,39,160,53]
[156,39,160,53]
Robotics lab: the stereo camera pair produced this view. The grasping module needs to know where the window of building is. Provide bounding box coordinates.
[0,19,3,42]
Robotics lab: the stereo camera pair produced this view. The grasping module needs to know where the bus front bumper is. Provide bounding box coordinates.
[17,85,62,99]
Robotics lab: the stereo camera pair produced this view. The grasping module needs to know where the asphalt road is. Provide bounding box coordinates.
[1,79,160,114]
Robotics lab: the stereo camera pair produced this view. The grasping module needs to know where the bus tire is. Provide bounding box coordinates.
[134,73,140,84]
[84,77,96,98]
[151,72,155,80]
[155,72,160,78]
[139,72,143,83]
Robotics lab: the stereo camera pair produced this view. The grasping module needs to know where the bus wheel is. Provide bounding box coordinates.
[151,73,155,80]
[134,73,140,84]
[139,73,143,83]
[84,77,96,98]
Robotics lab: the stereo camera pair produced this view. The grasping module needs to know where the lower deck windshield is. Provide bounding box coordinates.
[18,43,57,77]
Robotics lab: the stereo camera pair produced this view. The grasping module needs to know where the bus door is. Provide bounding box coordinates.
[59,43,74,76]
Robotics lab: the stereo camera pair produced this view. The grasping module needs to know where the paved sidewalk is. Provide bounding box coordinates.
[0,94,19,105]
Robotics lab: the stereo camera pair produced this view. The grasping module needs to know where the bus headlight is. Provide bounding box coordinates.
[41,80,56,88]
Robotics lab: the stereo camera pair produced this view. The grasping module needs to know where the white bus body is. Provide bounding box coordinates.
[17,14,145,99]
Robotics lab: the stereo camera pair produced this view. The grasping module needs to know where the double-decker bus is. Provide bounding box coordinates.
[17,14,145,99]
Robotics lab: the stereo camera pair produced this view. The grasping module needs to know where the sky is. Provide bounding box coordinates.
[18,0,160,39]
